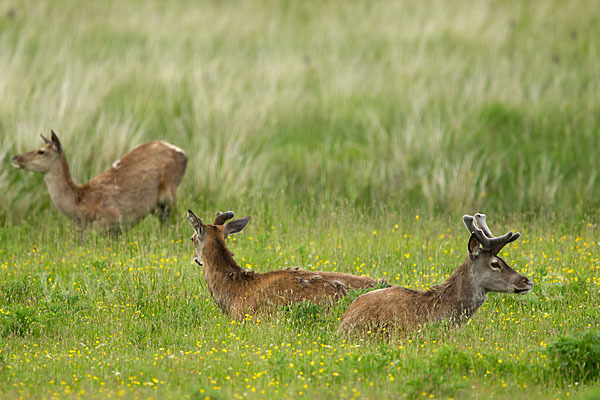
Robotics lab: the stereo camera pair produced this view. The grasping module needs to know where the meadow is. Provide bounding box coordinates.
[1,0,599,398]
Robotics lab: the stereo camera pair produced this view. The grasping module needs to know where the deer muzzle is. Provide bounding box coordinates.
[11,156,21,168]
[513,277,533,294]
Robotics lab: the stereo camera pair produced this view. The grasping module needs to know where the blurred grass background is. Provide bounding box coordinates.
[1,0,598,223]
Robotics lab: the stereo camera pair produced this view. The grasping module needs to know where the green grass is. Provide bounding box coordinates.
[0,209,599,399]
[1,0,600,398]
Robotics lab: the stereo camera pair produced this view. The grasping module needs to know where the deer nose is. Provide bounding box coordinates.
[513,276,533,294]
[520,277,533,291]
[10,156,20,168]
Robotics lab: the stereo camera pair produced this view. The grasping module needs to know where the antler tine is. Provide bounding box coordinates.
[464,214,518,251]
[477,213,521,250]
[463,215,492,248]
[506,232,521,244]
[462,215,476,234]
[214,211,235,225]
[486,231,515,250]
[474,213,494,238]
[464,214,521,252]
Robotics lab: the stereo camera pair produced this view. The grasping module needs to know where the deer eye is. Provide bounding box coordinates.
[490,260,501,270]
[37,150,45,155]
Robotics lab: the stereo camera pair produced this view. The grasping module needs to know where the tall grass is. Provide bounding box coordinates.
[1,0,599,223]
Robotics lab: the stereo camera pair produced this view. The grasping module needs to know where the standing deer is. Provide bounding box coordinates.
[187,210,382,319]
[11,131,187,231]
[338,213,533,335]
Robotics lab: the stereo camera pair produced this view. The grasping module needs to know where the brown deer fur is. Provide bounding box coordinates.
[338,213,533,335]
[187,210,382,319]
[11,131,187,231]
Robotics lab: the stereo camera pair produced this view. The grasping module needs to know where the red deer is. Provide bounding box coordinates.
[11,131,187,231]
[187,210,382,319]
[338,213,532,335]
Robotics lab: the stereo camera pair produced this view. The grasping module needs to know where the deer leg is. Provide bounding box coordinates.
[156,183,175,223]
[91,209,122,235]
[107,225,123,237]
[155,202,171,223]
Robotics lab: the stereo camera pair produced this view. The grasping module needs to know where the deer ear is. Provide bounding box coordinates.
[224,217,250,239]
[50,130,63,153]
[468,233,481,257]
[187,210,204,231]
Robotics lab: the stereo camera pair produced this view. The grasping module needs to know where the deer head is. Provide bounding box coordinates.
[462,213,532,294]
[187,210,251,266]
[11,131,64,173]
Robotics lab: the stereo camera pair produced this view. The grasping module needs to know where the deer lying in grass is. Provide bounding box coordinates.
[187,210,382,319]
[11,131,187,231]
[338,213,533,335]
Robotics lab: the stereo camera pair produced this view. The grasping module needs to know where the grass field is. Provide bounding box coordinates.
[1,211,599,399]
[1,0,599,398]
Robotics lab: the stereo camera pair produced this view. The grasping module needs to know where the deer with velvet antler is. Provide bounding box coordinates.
[338,213,533,335]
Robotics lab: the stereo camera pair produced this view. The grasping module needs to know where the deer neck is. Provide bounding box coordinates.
[430,257,487,322]
[43,155,84,221]
[201,236,253,311]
